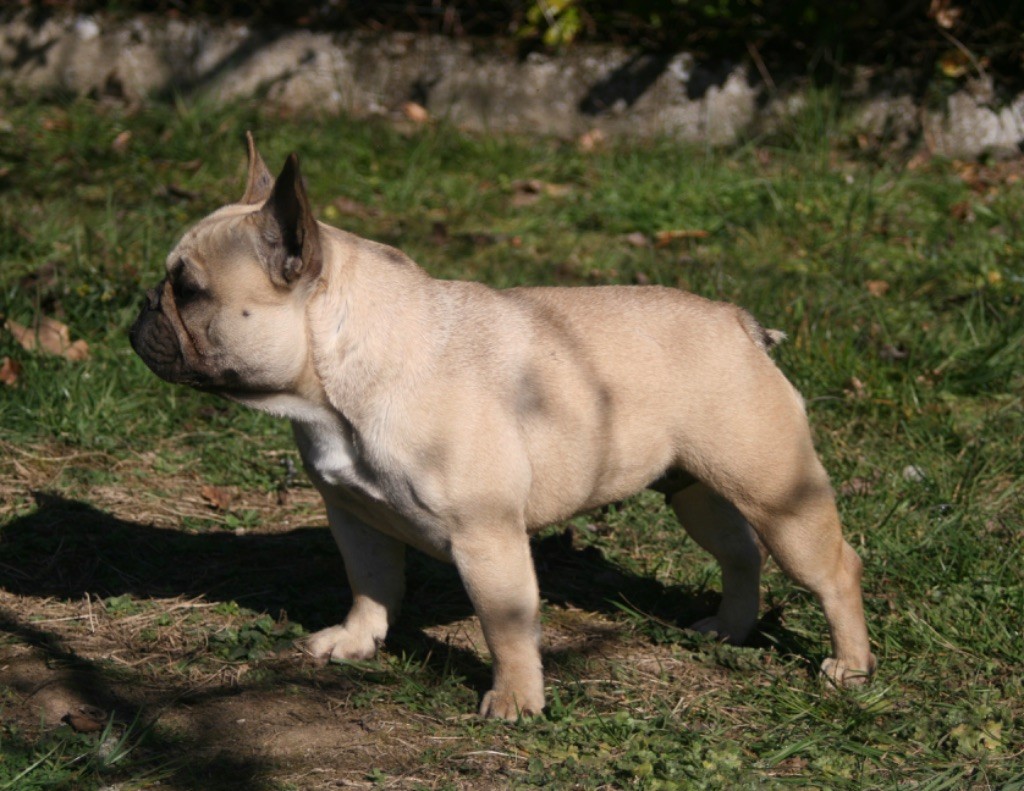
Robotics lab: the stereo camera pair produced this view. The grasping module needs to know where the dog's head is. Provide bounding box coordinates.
[130,134,322,397]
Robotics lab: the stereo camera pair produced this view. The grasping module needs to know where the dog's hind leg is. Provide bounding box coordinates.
[746,484,876,685]
[714,451,876,686]
[673,362,875,685]
[671,483,766,644]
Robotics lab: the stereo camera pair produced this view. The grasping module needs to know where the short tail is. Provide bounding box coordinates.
[738,309,786,353]
[762,327,787,350]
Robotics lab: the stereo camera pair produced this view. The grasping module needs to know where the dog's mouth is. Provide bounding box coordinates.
[130,284,281,397]
[129,280,211,387]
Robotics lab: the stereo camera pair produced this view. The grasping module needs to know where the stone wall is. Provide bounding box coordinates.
[2,11,1023,158]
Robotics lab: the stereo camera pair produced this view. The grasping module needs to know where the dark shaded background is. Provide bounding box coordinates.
[6,1,1024,91]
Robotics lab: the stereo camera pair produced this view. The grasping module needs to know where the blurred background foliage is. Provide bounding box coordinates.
[7,1,1024,89]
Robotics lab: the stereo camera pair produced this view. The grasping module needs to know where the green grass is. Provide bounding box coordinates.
[1,93,1022,789]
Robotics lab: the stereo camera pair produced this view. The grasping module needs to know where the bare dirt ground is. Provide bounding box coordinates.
[0,442,735,789]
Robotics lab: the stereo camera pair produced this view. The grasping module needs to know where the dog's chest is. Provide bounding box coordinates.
[292,414,382,499]
[290,411,452,560]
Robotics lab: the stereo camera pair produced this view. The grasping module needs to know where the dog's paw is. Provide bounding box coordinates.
[479,688,545,721]
[820,654,877,687]
[688,616,749,645]
[302,625,380,665]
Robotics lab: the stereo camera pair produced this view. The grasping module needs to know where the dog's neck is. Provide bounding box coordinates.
[304,225,447,426]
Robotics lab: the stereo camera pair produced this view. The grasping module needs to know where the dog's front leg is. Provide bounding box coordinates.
[305,505,406,663]
[452,527,544,720]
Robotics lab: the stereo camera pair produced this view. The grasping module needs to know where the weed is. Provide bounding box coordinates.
[209,614,305,662]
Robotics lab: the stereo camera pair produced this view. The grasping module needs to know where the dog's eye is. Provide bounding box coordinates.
[173,274,202,303]
[169,257,205,304]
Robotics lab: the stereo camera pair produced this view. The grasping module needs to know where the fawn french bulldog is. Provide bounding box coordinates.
[130,134,875,719]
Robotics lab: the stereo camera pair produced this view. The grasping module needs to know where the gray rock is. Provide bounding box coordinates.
[923,77,1024,158]
[2,10,1023,157]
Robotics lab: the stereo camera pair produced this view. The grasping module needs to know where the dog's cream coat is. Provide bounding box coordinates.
[130,136,875,719]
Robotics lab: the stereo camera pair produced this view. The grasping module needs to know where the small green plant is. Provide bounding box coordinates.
[209,614,305,662]
[520,0,583,47]
[0,709,171,790]
[102,594,146,617]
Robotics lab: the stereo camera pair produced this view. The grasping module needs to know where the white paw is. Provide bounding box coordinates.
[479,687,545,721]
[302,625,380,665]
[821,655,877,687]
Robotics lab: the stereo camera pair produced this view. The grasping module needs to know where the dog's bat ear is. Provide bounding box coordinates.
[240,131,274,205]
[256,153,322,286]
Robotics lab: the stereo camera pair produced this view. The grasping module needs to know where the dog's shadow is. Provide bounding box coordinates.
[0,492,807,693]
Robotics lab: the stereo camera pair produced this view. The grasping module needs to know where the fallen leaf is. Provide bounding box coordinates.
[879,343,909,361]
[18,261,60,292]
[510,194,539,210]
[542,182,571,198]
[578,128,606,152]
[5,316,89,361]
[402,101,430,124]
[906,150,932,171]
[845,376,867,399]
[63,340,89,362]
[938,49,970,79]
[654,229,710,246]
[774,755,809,773]
[158,183,200,202]
[0,356,21,386]
[950,201,975,223]
[510,179,571,208]
[41,113,71,132]
[200,485,233,512]
[953,160,988,192]
[111,130,132,152]
[865,279,890,297]
[902,465,927,483]
[463,231,498,247]
[928,0,963,29]
[331,195,377,220]
[839,477,876,497]
[587,268,619,283]
[624,231,650,248]
[62,705,107,733]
